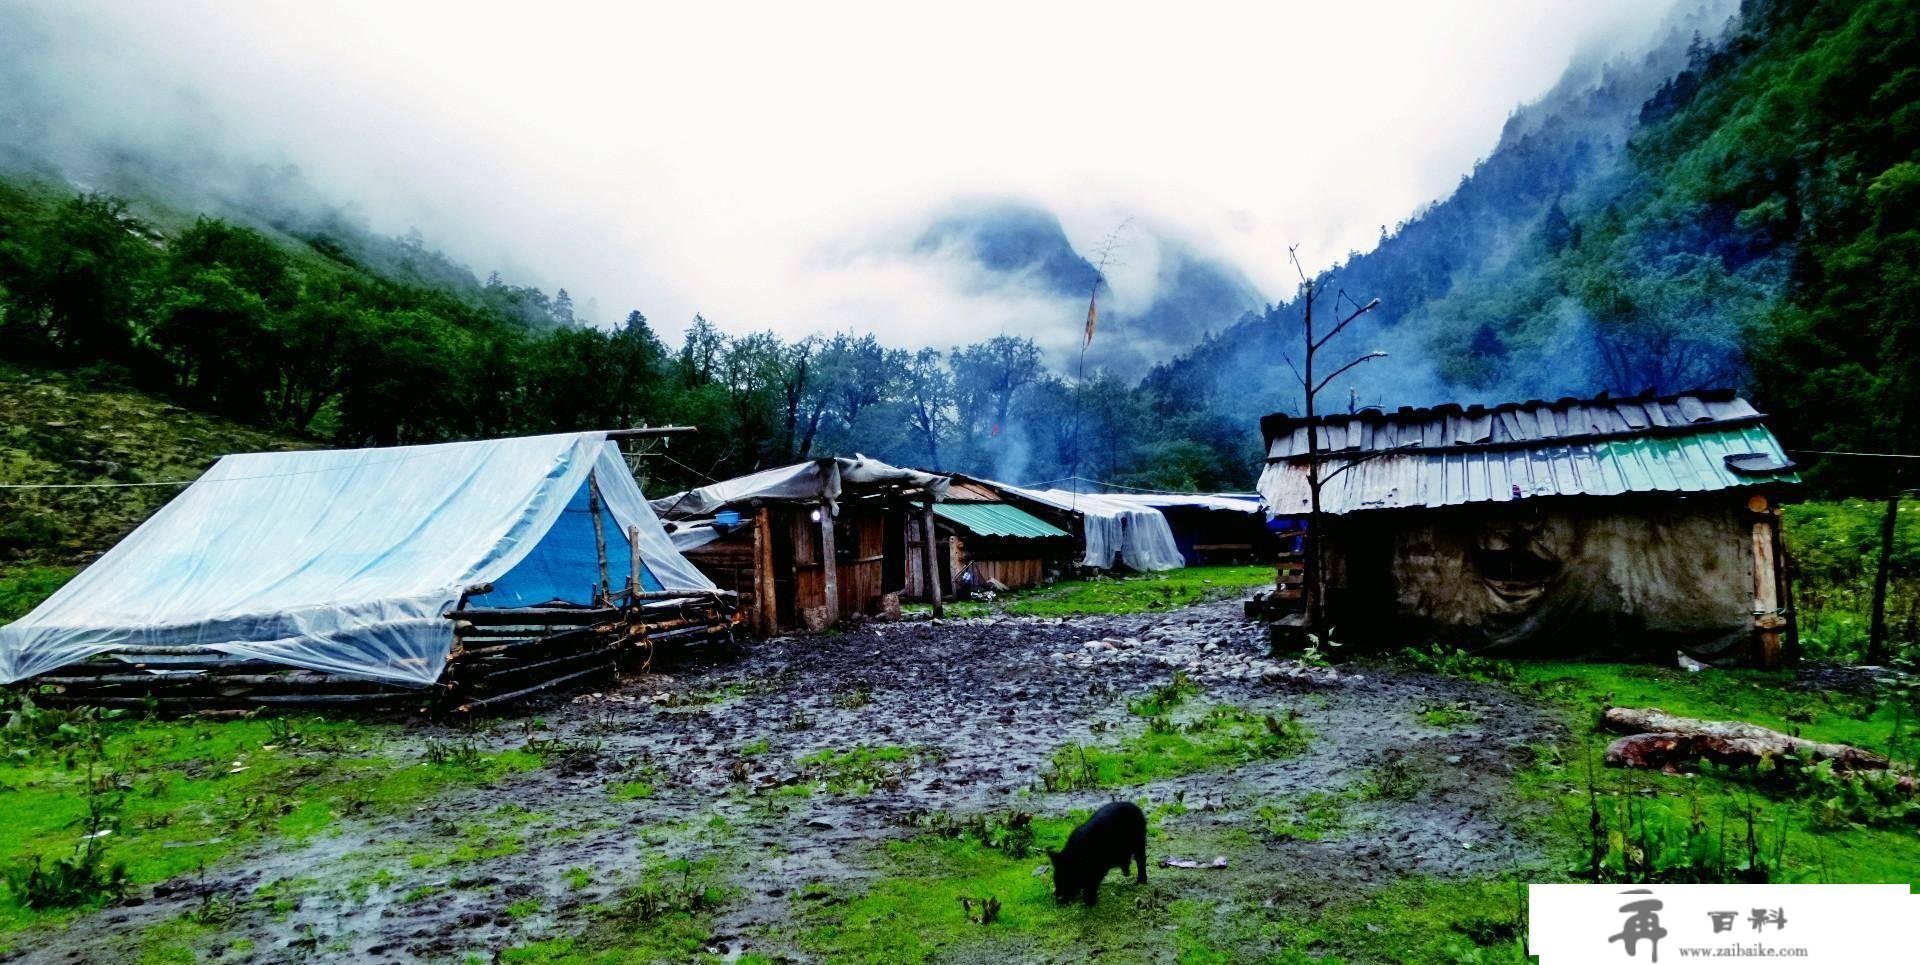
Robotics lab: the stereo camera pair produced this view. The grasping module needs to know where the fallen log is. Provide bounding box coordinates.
[1602,707,1890,773]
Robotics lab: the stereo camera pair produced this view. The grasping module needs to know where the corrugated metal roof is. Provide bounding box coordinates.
[1257,424,1800,516]
[935,502,1071,539]
[1260,390,1766,461]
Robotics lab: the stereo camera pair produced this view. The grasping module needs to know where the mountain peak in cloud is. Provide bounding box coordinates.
[908,198,1263,376]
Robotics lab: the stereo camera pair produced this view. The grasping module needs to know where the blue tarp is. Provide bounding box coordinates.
[0,432,712,686]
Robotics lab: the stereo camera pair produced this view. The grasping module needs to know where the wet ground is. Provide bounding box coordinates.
[14,597,1565,963]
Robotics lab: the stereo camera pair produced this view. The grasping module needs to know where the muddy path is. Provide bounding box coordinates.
[13,598,1564,963]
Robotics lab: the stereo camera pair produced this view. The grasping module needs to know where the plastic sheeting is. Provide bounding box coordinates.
[0,434,713,686]
[1100,493,1266,514]
[1321,498,1758,662]
[1005,488,1185,572]
[651,455,950,519]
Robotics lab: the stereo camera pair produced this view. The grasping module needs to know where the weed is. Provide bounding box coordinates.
[1128,672,1200,718]
[1258,792,1347,841]
[1362,749,1422,801]
[904,810,1037,858]
[1419,702,1479,728]
[605,860,725,926]
[1394,643,1516,682]
[796,745,927,794]
[1042,705,1309,790]
[832,687,872,710]
[957,894,1000,924]
[611,780,656,800]
[4,721,128,910]
[422,739,486,768]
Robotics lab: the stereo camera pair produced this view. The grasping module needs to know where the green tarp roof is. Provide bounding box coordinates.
[934,502,1070,539]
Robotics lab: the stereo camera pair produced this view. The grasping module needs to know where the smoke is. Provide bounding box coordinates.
[0,0,1687,365]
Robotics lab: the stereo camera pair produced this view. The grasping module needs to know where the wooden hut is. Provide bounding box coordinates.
[1256,390,1802,665]
[653,457,951,634]
[905,475,1075,599]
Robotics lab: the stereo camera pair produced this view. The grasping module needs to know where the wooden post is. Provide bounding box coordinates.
[588,475,610,603]
[819,501,839,626]
[920,499,943,617]
[1867,483,1902,665]
[627,524,642,601]
[1773,505,1800,663]
[1746,493,1783,668]
[754,507,777,635]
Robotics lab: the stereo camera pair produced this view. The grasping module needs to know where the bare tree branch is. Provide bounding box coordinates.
[1312,351,1388,395]
[1312,298,1382,352]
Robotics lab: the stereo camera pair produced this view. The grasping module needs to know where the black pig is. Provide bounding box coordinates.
[1048,801,1147,906]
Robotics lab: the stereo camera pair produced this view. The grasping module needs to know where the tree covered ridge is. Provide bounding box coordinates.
[0,176,1251,498]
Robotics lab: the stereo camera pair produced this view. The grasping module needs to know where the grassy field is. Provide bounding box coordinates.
[907,564,1275,619]
[0,704,537,943]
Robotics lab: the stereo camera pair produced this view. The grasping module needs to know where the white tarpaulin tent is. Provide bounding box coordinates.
[1004,488,1185,572]
[651,455,951,519]
[0,432,712,687]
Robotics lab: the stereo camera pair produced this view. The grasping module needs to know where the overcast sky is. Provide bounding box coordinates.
[26,0,1680,349]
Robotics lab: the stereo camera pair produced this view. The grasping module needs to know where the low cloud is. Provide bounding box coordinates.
[2,0,1685,363]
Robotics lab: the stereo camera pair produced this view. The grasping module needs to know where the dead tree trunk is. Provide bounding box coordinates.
[1601,707,1891,772]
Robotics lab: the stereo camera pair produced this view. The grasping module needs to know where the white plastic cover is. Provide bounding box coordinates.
[1005,488,1185,572]
[651,455,950,519]
[0,434,713,686]
[1101,493,1266,514]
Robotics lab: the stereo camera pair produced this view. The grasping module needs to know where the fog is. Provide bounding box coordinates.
[2,0,1681,359]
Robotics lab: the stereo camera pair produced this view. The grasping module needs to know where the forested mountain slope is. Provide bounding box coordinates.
[1147,0,1918,491]
[1145,0,1741,417]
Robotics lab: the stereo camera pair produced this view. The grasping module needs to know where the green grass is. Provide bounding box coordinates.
[1418,703,1479,729]
[791,807,1532,964]
[1041,701,1310,791]
[907,565,1274,619]
[499,856,731,964]
[1256,792,1349,842]
[790,810,1131,963]
[795,745,930,795]
[0,712,538,936]
[1191,877,1532,964]
[610,780,656,801]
